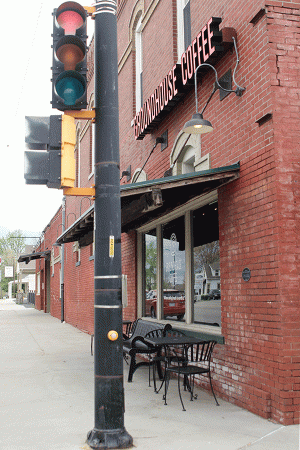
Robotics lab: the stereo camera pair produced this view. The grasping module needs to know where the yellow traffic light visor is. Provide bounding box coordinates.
[61,114,76,188]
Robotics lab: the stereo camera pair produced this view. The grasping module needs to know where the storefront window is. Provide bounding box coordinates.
[140,200,221,328]
[162,216,186,321]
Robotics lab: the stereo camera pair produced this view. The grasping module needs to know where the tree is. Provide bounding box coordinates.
[194,240,220,273]
[145,241,157,291]
[0,230,26,296]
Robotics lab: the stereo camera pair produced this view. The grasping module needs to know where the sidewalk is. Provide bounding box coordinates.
[0,299,298,450]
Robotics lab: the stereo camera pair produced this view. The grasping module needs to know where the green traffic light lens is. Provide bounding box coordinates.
[55,71,85,106]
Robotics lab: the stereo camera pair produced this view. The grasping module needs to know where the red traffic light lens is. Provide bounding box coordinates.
[57,10,83,35]
[56,2,86,35]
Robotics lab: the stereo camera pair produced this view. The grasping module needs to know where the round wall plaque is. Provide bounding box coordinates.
[242,267,251,281]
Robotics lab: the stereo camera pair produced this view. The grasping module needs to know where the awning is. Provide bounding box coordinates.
[56,163,239,246]
[56,204,94,246]
[18,250,51,264]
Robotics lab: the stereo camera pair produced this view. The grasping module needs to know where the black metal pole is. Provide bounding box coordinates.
[87,1,133,448]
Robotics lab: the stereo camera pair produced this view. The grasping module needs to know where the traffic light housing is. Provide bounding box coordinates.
[51,2,88,111]
[24,114,76,189]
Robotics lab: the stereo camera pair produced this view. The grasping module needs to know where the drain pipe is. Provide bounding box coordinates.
[60,196,66,323]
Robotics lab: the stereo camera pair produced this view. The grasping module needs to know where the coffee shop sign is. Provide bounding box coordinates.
[133,17,234,140]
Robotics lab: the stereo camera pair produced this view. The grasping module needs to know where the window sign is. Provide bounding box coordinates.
[5,266,13,278]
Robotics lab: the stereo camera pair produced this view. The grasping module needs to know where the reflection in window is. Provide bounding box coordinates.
[177,0,191,59]
[144,230,157,317]
[135,16,143,112]
[193,203,221,326]
[163,216,186,321]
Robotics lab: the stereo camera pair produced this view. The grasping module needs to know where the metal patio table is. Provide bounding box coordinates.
[144,334,204,394]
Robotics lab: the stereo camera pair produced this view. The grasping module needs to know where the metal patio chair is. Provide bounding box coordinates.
[143,328,168,387]
[151,329,187,393]
[164,340,219,410]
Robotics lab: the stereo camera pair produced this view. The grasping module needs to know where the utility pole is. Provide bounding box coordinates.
[87,1,133,448]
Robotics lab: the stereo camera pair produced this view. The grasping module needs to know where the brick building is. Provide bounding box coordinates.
[33,0,300,425]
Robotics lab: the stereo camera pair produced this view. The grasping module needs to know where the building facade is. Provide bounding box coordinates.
[33,0,300,425]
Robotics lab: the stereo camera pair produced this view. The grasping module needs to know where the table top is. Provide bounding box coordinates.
[144,335,203,347]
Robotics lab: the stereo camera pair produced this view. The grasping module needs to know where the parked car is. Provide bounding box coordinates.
[146,289,185,320]
[207,289,221,300]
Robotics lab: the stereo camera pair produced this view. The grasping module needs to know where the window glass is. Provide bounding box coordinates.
[135,16,143,112]
[183,0,191,50]
[162,216,186,322]
[36,272,40,295]
[177,0,191,59]
[193,203,221,326]
[144,230,157,317]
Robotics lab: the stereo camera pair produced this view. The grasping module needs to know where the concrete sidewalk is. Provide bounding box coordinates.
[0,299,298,450]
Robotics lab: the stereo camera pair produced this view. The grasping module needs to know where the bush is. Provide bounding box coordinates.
[201,295,210,301]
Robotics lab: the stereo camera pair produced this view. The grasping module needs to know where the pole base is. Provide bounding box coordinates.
[86,428,133,449]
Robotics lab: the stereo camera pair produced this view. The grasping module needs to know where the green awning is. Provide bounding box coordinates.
[56,163,240,245]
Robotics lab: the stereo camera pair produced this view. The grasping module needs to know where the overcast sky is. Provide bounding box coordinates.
[1,1,93,236]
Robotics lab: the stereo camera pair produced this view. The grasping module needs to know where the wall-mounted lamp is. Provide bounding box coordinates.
[134,134,167,183]
[120,165,131,182]
[183,37,245,135]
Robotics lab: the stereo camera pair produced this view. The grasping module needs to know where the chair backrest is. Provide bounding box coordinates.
[189,340,217,364]
[144,328,166,339]
[131,319,168,338]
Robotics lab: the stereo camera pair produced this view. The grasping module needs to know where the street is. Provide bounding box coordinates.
[194,300,221,326]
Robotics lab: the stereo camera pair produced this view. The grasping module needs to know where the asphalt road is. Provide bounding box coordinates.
[165,299,221,326]
[194,299,221,325]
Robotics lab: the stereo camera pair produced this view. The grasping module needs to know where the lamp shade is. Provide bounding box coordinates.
[183,113,213,134]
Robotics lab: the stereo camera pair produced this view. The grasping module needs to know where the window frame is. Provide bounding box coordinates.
[177,0,191,61]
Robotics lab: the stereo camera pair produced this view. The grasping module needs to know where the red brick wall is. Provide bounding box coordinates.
[117,0,300,425]
[267,1,300,424]
[122,230,138,321]
[35,207,62,317]
[63,241,94,334]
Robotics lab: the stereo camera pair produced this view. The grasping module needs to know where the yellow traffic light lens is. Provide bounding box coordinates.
[56,36,86,71]
[57,43,84,70]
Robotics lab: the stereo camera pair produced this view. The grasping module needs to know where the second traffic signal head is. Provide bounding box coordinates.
[51,2,88,111]
[24,114,76,189]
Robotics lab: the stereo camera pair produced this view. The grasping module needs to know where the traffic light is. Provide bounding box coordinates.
[51,2,88,111]
[24,114,76,189]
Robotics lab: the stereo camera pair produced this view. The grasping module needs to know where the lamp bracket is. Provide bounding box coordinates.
[195,37,245,115]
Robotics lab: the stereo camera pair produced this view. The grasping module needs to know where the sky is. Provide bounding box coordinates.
[1,1,93,237]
